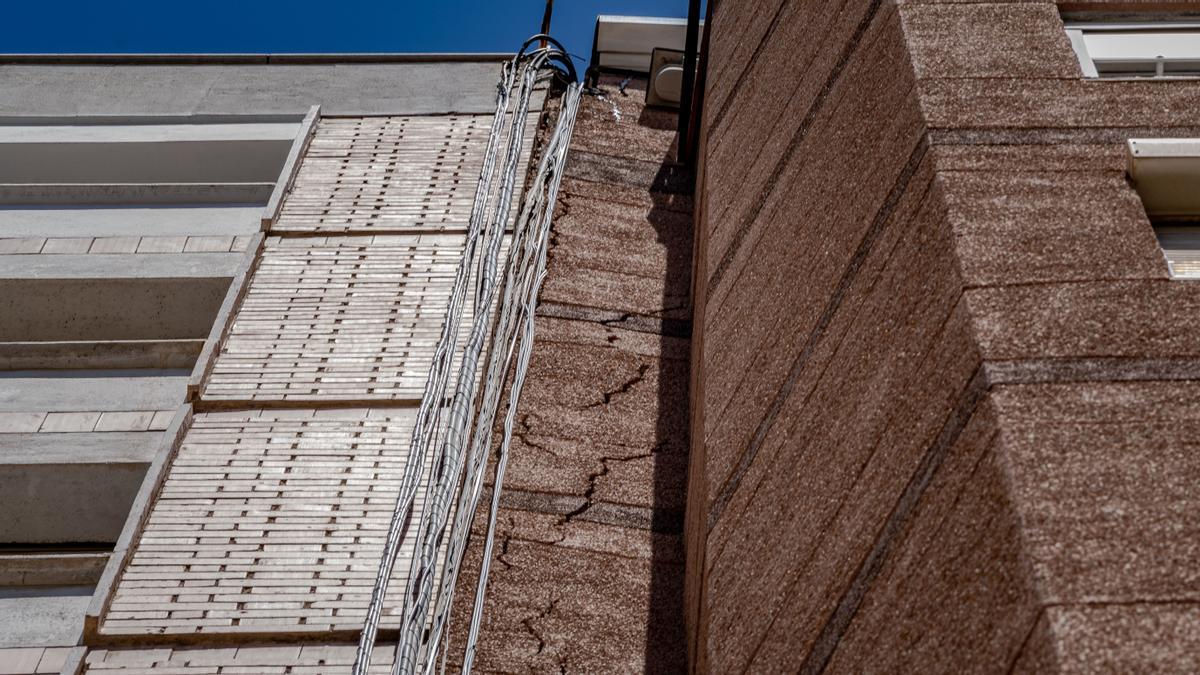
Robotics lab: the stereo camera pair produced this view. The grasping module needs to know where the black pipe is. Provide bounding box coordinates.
[684,0,715,167]
[677,0,702,163]
[540,0,554,48]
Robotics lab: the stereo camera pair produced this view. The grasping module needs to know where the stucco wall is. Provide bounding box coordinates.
[689,1,1200,671]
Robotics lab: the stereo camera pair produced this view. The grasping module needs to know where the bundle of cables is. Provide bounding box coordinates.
[353,35,582,675]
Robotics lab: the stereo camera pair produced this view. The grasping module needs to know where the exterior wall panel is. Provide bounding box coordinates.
[689,0,1200,671]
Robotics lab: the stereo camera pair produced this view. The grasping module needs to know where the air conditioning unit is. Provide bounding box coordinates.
[647,48,685,107]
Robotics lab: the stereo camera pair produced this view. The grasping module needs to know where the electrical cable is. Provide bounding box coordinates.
[353,37,582,675]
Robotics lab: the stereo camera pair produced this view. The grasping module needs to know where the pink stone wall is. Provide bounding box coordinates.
[688,1,1200,671]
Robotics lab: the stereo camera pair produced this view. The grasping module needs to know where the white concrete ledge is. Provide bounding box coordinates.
[0,374,187,413]
[0,61,531,117]
[0,205,262,238]
[0,432,161,465]
[0,252,242,279]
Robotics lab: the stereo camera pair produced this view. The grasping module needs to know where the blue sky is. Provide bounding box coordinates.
[0,1,693,69]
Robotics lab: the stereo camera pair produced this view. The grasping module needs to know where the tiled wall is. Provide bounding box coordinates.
[82,112,536,672]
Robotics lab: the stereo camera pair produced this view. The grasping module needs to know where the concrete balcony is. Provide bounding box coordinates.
[0,372,184,544]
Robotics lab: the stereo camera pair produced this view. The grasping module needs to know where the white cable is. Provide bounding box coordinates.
[352,57,518,675]
[355,42,580,675]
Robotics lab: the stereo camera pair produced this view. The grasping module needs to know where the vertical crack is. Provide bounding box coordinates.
[522,594,562,656]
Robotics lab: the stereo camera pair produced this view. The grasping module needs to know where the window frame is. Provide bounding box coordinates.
[1065,21,1200,79]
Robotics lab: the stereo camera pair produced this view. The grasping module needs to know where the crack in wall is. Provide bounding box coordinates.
[496,515,517,572]
[582,363,650,410]
[522,594,562,657]
[559,452,655,524]
[514,412,560,458]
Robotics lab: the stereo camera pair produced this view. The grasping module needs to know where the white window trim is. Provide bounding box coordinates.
[1065,22,1200,79]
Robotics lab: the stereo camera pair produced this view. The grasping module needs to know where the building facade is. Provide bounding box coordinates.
[2,2,1200,674]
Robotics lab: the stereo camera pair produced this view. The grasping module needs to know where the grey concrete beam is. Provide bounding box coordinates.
[0,61,534,117]
[0,53,512,65]
[0,374,186,412]
[0,586,91,648]
[0,205,262,238]
[0,340,203,370]
[0,252,242,279]
[0,432,162,465]
[0,205,261,233]
[0,122,299,144]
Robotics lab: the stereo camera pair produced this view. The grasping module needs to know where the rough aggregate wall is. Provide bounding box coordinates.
[690,0,1200,672]
[444,75,693,674]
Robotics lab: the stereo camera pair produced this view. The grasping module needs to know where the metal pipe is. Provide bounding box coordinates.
[677,0,702,163]
[683,0,716,166]
[540,0,554,48]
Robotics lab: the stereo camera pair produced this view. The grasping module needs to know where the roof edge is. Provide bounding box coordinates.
[0,52,514,65]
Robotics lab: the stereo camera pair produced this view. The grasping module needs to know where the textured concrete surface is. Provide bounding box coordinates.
[1013,604,1200,674]
[0,586,92,648]
[444,75,692,674]
[688,0,1200,672]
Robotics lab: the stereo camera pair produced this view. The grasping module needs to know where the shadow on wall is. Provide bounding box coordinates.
[638,100,696,673]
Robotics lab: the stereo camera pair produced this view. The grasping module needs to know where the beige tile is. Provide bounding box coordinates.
[89,237,139,254]
[148,410,176,431]
[0,238,44,254]
[183,236,235,253]
[39,412,101,433]
[135,236,187,254]
[35,647,70,674]
[0,647,43,675]
[0,412,46,433]
[95,411,155,432]
[40,237,94,254]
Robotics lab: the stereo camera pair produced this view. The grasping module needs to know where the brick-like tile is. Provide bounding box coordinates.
[135,236,188,254]
[0,648,43,675]
[101,409,435,637]
[84,643,396,673]
[148,410,175,431]
[273,115,535,234]
[89,237,140,254]
[35,648,71,674]
[203,234,495,403]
